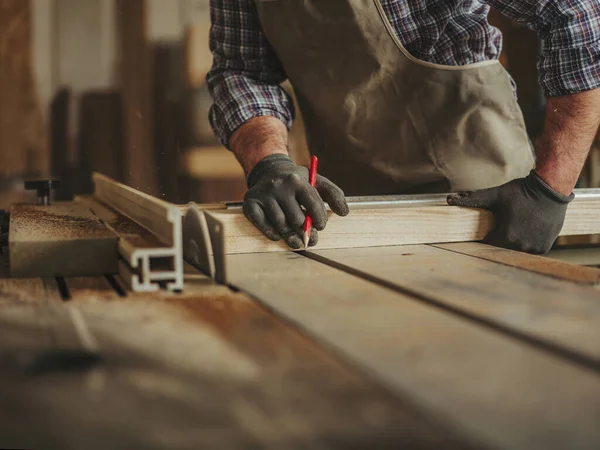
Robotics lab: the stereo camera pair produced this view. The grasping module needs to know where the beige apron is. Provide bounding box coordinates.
[255,0,535,195]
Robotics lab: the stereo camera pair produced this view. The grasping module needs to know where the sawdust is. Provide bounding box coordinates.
[100,214,165,248]
[9,204,114,241]
[106,215,146,235]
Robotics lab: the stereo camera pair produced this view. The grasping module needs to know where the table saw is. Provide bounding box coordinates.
[2,173,600,450]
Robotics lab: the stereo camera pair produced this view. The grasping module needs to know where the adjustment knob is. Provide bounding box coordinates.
[24,179,61,206]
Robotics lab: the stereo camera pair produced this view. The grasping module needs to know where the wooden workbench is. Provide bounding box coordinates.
[1,242,600,450]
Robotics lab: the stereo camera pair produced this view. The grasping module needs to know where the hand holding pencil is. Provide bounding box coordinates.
[243,153,350,249]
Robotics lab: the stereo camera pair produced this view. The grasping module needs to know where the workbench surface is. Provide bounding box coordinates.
[1,242,600,450]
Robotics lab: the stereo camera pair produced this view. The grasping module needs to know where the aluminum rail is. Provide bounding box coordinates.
[224,188,600,210]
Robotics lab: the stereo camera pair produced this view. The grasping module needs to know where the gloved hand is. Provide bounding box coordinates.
[447,170,574,254]
[244,154,349,249]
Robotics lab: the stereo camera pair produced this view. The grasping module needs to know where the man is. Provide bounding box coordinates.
[207,0,600,254]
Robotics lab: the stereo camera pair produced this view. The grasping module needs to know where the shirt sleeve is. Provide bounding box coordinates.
[487,0,600,97]
[207,0,295,147]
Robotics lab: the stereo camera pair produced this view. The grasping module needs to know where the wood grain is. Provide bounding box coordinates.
[207,206,491,254]
[433,242,600,285]
[227,251,600,450]
[203,196,600,254]
[309,245,600,364]
[0,271,473,448]
[93,173,181,248]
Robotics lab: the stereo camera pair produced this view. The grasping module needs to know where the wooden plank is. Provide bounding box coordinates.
[308,245,600,365]
[434,242,600,285]
[227,251,600,450]
[207,205,490,254]
[0,278,61,305]
[0,272,474,448]
[202,193,600,254]
[9,203,119,277]
[150,276,473,448]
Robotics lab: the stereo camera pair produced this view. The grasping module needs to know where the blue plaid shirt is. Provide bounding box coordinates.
[208,0,600,147]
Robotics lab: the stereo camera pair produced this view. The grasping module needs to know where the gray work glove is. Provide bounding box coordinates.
[244,154,349,249]
[447,170,574,254]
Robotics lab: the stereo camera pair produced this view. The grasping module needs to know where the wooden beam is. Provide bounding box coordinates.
[197,192,600,254]
[203,206,490,254]
[227,251,600,450]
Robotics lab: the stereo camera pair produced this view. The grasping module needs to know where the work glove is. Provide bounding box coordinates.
[244,154,349,249]
[447,170,574,254]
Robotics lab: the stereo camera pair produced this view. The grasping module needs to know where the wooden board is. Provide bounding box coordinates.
[0,268,474,448]
[226,251,600,450]
[205,206,490,254]
[202,194,600,254]
[308,245,600,365]
[9,203,118,277]
[434,242,600,285]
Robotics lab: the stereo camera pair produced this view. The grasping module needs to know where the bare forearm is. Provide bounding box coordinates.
[230,116,290,176]
[535,88,600,195]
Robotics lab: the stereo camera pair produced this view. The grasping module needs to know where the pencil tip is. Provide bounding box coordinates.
[303,232,309,249]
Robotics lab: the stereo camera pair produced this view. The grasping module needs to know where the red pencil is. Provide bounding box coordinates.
[303,155,319,249]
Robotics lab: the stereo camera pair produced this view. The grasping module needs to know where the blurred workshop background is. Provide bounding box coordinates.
[0,0,598,211]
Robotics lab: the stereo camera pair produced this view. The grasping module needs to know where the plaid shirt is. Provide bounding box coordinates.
[208,0,600,147]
